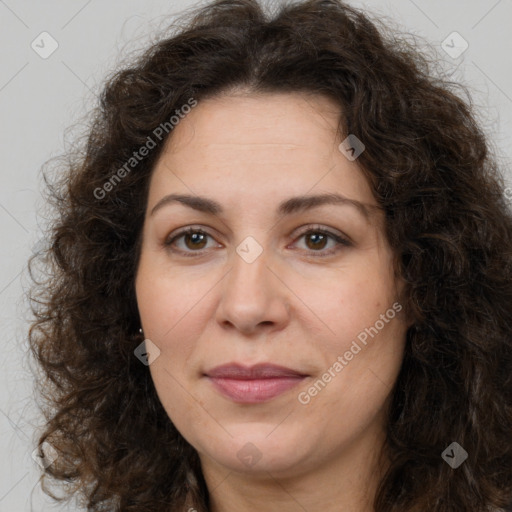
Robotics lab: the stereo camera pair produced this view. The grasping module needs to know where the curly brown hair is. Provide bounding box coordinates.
[28,0,512,510]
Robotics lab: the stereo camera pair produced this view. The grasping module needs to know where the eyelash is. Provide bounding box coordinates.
[164,225,352,258]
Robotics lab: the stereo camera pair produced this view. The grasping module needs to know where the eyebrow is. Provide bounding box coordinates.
[150,192,375,219]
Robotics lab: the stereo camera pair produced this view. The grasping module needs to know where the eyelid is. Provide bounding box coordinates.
[290,224,352,245]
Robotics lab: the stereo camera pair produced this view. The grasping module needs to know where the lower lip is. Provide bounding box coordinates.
[207,376,306,403]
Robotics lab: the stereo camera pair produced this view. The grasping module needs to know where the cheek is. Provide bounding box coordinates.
[149,359,212,449]
[299,259,398,352]
[136,259,215,344]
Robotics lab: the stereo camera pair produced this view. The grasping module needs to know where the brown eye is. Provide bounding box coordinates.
[165,228,221,256]
[184,232,208,250]
[305,232,328,250]
[292,227,352,257]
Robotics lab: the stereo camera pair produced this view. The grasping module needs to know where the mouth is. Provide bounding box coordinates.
[204,363,308,404]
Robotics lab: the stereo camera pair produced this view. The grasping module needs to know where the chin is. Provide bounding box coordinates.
[196,428,314,475]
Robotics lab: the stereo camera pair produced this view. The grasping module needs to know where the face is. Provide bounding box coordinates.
[135,91,408,480]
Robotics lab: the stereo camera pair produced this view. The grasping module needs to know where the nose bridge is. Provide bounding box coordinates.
[227,237,272,299]
[215,236,289,332]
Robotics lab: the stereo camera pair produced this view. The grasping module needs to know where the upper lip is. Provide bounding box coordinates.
[205,363,307,380]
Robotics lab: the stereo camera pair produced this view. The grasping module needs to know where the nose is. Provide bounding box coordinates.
[215,245,291,335]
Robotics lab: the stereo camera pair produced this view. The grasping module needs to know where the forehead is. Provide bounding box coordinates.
[176,91,338,140]
[148,92,375,207]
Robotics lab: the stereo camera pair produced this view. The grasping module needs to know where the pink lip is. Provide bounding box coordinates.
[205,363,308,403]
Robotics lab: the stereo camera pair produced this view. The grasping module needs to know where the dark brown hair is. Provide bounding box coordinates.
[29,0,512,510]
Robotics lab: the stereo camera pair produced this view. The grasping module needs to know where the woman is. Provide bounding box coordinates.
[29,0,512,510]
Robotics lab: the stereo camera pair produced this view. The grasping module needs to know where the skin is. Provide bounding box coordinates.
[135,91,409,512]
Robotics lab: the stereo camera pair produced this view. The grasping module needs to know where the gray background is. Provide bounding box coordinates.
[0,0,511,510]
